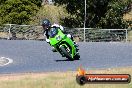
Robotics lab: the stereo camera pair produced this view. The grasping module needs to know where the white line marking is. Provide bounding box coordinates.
[0,57,13,66]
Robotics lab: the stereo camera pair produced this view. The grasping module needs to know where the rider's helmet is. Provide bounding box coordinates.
[41,19,51,30]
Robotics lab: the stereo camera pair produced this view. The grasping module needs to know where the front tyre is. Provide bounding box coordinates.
[59,46,73,60]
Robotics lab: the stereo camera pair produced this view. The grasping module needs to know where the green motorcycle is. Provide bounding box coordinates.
[48,27,80,60]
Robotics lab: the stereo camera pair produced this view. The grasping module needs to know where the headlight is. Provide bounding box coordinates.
[56,35,62,41]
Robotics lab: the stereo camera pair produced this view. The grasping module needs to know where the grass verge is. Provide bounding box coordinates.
[0,67,132,88]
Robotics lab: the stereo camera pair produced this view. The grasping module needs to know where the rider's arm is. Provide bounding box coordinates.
[51,23,67,34]
[59,25,67,34]
[44,30,50,43]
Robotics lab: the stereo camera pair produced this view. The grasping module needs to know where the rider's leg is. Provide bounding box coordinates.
[67,34,79,47]
[67,34,79,53]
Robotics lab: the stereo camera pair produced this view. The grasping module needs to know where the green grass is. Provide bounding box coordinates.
[0,67,132,88]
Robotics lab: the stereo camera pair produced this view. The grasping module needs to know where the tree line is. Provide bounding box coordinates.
[54,0,131,28]
[0,0,41,25]
[0,0,131,28]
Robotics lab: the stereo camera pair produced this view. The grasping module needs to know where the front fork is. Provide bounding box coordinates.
[55,40,77,58]
[57,44,72,58]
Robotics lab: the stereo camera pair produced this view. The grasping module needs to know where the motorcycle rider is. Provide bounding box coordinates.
[41,19,78,52]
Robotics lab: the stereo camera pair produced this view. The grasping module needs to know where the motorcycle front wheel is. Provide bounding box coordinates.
[59,46,73,61]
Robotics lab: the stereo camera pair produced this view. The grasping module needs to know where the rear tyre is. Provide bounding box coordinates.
[60,46,73,61]
[74,53,80,60]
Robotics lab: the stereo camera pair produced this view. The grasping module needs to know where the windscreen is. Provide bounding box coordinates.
[48,27,58,38]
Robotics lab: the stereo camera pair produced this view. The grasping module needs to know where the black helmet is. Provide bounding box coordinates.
[41,19,51,27]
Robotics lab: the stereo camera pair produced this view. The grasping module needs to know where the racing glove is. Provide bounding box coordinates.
[46,38,50,43]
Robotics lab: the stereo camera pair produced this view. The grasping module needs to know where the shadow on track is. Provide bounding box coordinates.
[55,59,80,62]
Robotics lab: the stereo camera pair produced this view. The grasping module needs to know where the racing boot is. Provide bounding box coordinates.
[52,47,57,52]
[73,41,79,50]
[74,41,79,48]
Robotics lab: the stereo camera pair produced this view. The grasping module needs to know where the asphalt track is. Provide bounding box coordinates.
[0,40,132,74]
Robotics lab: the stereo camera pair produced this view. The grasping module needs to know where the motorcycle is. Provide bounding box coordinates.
[48,27,80,60]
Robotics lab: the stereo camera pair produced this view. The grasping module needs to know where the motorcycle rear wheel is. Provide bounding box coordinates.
[74,53,80,60]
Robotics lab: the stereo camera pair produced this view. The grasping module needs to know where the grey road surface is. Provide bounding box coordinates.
[0,40,132,74]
